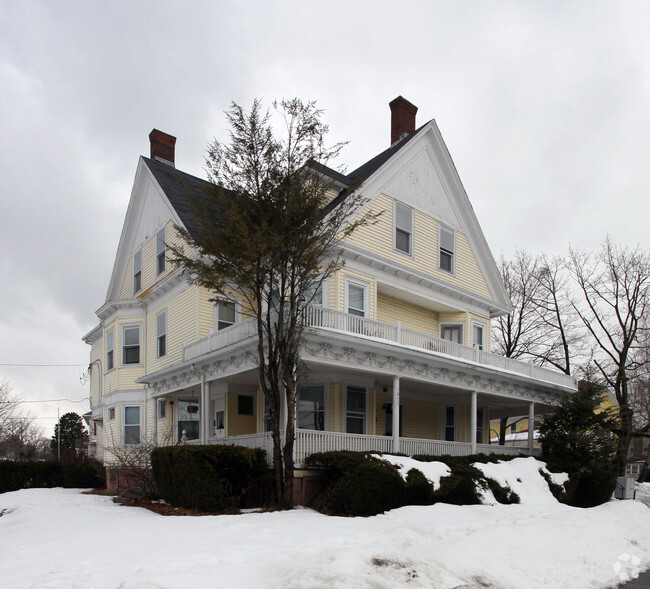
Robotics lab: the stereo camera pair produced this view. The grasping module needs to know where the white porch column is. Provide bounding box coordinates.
[392,376,400,454]
[151,397,157,447]
[528,402,535,453]
[200,374,209,443]
[470,391,477,455]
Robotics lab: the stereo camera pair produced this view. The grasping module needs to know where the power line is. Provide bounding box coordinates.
[0,363,85,367]
[14,398,88,404]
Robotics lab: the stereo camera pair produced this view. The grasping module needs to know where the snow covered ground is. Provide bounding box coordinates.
[1,457,649,589]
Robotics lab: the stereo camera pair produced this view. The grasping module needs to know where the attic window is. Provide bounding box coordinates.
[394,202,413,256]
[156,228,166,275]
[133,249,141,294]
[439,225,455,273]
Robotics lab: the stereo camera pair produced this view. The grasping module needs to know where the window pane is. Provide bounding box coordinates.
[134,250,141,273]
[157,312,166,336]
[219,302,236,324]
[106,329,114,350]
[156,228,165,255]
[440,226,454,251]
[124,346,140,364]
[124,327,139,346]
[473,325,484,349]
[440,250,453,272]
[157,334,166,357]
[347,387,366,412]
[347,284,365,315]
[125,406,139,425]
[124,425,140,445]
[238,395,254,416]
[306,282,323,306]
[107,350,114,370]
[396,228,410,254]
[395,203,412,231]
[346,416,364,434]
[442,325,462,344]
[298,385,325,431]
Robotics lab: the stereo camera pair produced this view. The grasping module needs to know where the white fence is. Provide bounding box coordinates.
[208,429,539,467]
[185,305,575,389]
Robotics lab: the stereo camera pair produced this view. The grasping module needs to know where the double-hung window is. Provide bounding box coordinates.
[439,225,455,273]
[215,300,236,330]
[156,228,166,275]
[133,249,142,294]
[441,324,463,345]
[346,385,366,434]
[156,311,166,358]
[394,202,413,255]
[124,406,141,445]
[444,406,456,441]
[346,280,367,317]
[476,407,484,444]
[122,324,141,365]
[106,328,114,371]
[472,322,485,351]
[305,280,325,306]
[298,384,326,431]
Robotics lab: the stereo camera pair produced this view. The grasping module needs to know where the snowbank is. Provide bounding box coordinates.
[377,454,450,490]
[2,478,650,588]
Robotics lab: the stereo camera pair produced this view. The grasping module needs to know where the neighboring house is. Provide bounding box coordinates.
[627,437,649,480]
[83,96,577,483]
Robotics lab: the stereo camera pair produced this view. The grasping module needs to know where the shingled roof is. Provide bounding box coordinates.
[143,157,216,240]
[144,120,428,235]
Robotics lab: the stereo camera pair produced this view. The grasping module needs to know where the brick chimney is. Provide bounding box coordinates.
[149,129,176,167]
[389,96,418,145]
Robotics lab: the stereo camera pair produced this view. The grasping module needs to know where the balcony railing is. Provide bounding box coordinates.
[208,429,538,467]
[184,305,575,388]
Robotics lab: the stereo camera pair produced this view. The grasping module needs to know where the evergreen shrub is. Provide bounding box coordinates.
[151,445,268,512]
[0,460,105,494]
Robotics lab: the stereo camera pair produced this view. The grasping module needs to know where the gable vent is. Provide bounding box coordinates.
[149,129,176,167]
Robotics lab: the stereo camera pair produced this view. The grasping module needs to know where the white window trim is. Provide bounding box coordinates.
[440,322,465,346]
[471,320,487,351]
[306,278,329,307]
[345,277,369,318]
[297,382,330,431]
[121,323,142,366]
[393,201,413,257]
[156,227,166,276]
[105,327,115,372]
[439,224,455,274]
[122,404,142,446]
[443,404,458,442]
[133,249,142,294]
[345,384,368,435]
[214,298,239,331]
[157,399,166,420]
[156,310,167,359]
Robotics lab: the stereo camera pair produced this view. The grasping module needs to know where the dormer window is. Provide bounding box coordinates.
[394,202,413,256]
[156,228,166,275]
[133,249,142,294]
[439,225,455,273]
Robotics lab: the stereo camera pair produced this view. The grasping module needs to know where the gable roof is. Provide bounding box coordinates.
[142,157,215,241]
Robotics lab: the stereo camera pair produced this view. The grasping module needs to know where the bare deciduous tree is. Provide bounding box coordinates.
[569,237,650,473]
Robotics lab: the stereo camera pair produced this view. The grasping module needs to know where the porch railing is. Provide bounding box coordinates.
[208,429,539,467]
[184,305,575,389]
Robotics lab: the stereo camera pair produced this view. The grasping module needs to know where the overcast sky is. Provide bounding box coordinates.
[1,1,649,436]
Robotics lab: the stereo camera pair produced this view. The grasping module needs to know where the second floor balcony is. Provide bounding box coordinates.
[183,305,576,390]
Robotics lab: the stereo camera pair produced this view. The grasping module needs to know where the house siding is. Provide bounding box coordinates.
[376,292,439,336]
[345,193,493,300]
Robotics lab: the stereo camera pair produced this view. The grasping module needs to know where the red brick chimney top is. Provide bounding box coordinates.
[149,129,176,167]
[389,96,418,145]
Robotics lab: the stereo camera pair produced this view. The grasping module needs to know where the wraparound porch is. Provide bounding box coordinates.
[193,429,540,467]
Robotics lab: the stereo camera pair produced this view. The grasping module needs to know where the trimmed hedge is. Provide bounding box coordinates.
[151,445,269,512]
[304,451,520,516]
[0,460,106,494]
